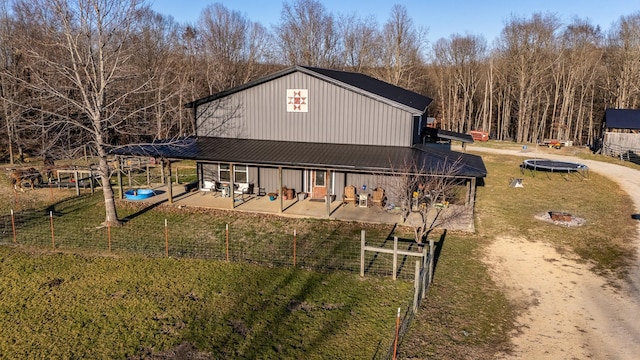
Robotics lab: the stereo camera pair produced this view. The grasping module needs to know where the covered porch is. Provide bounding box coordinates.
[111,136,485,232]
[118,182,475,232]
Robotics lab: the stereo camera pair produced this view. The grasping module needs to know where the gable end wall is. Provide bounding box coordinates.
[196,72,416,147]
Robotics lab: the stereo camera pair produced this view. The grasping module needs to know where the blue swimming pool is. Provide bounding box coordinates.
[124,189,156,200]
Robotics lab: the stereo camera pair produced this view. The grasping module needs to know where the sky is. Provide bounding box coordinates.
[150,0,639,44]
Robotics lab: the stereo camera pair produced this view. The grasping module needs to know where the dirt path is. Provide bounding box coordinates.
[468,145,640,359]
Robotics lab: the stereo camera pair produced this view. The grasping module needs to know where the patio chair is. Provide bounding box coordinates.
[343,185,357,206]
[372,187,385,207]
[200,180,217,195]
[234,182,253,201]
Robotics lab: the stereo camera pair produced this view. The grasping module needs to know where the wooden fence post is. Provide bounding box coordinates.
[49,211,55,249]
[164,219,169,257]
[74,171,80,196]
[413,260,420,312]
[360,230,365,277]
[107,216,111,252]
[428,239,435,285]
[422,246,428,299]
[393,236,398,280]
[393,307,400,360]
[10,209,16,243]
[225,223,229,262]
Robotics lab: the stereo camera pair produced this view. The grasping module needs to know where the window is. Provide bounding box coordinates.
[314,170,326,187]
[219,164,230,182]
[234,165,248,183]
[218,163,248,183]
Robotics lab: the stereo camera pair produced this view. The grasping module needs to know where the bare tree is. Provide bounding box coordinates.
[197,3,270,93]
[553,18,603,144]
[495,13,560,142]
[130,9,183,141]
[604,13,640,109]
[376,4,426,90]
[0,1,19,164]
[382,156,467,244]
[432,33,487,133]
[336,13,380,72]
[274,0,339,67]
[10,0,155,226]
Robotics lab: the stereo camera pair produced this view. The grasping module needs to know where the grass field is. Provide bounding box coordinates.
[1,147,637,359]
[0,247,414,359]
[0,176,417,358]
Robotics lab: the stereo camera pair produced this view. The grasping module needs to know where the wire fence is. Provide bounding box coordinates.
[0,198,436,360]
[0,204,428,281]
[373,237,435,360]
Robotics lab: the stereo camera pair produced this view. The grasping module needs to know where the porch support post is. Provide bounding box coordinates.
[468,177,476,208]
[117,157,123,200]
[160,160,165,184]
[325,168,332,217]
[197,163,202,187]
[167,160,173,204]
[278,166,283,213]
[74,170,80,196]
[230,163,235,208]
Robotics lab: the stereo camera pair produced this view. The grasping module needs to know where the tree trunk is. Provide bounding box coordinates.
[97,151,121,226]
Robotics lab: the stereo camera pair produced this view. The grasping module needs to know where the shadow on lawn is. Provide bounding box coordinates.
[120,190,169,223]
[431,229,447,280]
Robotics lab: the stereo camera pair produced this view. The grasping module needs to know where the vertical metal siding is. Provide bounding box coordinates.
[282,169,303,193]
[257,167,303,195]
[201,163,218,181]
[259,167,277,194]
[334,172,345,199]
[197,72,416,146]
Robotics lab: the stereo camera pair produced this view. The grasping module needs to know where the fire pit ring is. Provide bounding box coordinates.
[549,211,572,222]
[535,211,585,227]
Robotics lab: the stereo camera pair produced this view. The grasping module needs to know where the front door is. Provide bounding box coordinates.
[311,170,327,199]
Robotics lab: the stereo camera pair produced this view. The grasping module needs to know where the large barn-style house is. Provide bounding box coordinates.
[117,66,487,220]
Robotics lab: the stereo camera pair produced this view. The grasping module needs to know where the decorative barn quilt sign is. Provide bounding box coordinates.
[287,89,308,112]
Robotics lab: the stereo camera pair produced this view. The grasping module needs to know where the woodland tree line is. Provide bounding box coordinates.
[2,0,640,164]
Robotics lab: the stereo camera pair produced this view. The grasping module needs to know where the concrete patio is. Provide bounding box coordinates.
[117,183,475,232]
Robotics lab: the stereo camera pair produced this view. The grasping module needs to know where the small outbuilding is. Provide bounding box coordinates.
[601,108,640,159]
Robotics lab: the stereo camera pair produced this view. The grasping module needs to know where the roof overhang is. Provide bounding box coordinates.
[436,129,474,143]
[110,137,487,178]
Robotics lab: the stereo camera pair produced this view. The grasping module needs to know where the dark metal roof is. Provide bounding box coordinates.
[111,137,487,178]
[185,66,432,113]
[604,108,640,129]
[436,129,474,143]
[300,66,432,112]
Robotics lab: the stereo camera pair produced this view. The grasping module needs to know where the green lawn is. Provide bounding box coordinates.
[0,247,414,359]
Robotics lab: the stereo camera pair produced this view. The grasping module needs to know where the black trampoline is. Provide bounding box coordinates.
[521,159,589,177]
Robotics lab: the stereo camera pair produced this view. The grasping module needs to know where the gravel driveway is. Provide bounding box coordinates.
[468,144,640,359]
